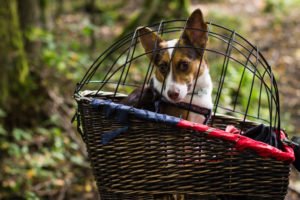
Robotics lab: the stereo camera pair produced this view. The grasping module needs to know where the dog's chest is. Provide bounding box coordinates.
[183,91,213,110]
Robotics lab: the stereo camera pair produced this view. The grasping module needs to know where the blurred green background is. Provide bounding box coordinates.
[1,0,300,199]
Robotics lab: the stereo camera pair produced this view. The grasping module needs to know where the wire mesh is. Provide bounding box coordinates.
[74,19,281,132]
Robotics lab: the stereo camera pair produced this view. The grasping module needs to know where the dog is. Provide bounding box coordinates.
[124,8,213,124]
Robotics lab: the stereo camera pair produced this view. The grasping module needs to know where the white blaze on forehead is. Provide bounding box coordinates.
[165,39,178,84]
[166,39,178,58]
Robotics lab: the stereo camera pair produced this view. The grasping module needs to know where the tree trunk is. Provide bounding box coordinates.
[17,0,41,65]
[0,0,47,129]
[87,0,96,50]
[55,0,65,19]
[0,0,29,109]
[40,0,47,26]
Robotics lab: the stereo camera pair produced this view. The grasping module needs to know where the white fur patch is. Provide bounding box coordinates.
[185,68,213,109]
[152,75,163,94]
[166,39,177,58]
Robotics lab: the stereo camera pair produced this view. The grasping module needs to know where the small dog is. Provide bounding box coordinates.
[124,8,213,124]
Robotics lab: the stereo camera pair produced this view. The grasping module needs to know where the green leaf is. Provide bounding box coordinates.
[52,151,65,161]
[8,143,21,157]
[70,155,84,166]
[12,128,32,141]
[25,191,40,200]
[0,108,6,118]
[82,25,94,37]
[0,125,7,135]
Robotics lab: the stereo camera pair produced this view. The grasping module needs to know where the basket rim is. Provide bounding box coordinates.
[77,94,294,163]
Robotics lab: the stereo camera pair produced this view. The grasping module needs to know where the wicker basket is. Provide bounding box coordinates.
[75,93,293,200]
[74,15,295,199]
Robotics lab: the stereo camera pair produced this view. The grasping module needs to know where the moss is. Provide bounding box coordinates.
[0,0,29,105]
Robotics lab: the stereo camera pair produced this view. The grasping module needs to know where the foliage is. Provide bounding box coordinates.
[264,0,300,13]
[0,125,94,199]
[40,29,91,81]
[209,58,271,122]
[0,0,96,198]
[206,10,246,36]
[116,0,190,41]
[0,21,96,194]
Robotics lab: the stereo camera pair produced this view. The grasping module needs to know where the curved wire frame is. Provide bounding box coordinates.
[74,19,281,131]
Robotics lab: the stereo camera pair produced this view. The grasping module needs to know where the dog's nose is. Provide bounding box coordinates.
[167,90,180,100]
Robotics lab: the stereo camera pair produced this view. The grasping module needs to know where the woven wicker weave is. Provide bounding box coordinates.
[76,94,290,200]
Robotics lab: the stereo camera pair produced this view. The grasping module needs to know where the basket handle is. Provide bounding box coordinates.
[71,110,86,142]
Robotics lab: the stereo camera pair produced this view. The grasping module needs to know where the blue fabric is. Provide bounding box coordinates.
[91,99,181,125]
[102,126,128,145]
[91,99,180,144]
[102,102,130,124]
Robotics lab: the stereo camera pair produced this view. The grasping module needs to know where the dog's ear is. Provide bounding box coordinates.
[182,9,208,53]
[138,27,164,58]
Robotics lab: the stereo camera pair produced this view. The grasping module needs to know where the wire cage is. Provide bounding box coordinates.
[74,10,294,200]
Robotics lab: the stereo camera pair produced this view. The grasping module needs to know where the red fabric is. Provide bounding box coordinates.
[225,125,241,134]
[280,131,295,160]
[177,120,295,163]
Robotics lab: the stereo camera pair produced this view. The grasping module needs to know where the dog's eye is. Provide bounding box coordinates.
[158,63,169,75]
[178,62,189,72]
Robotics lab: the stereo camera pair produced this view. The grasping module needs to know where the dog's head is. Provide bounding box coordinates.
[138,9,208,103]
